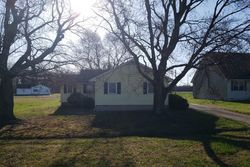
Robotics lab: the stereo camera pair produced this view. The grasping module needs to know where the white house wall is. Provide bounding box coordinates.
[193,66,227,100]
[94,63,168,109]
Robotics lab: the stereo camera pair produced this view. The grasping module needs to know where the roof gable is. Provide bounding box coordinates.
[89,59,172,82]
[60,69,108,83]
[89,60,139,81]
[79,69,108,82]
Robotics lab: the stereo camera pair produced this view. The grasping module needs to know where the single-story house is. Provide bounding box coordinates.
[16,84,51,96]
[60,60,171,111]
[192,52,250,101]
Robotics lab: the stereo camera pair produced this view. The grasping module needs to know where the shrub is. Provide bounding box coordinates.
[81,95,95,109]
[169,94,189,110]
[67,92,95,109]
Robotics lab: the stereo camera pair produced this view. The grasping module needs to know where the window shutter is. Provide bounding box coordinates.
[117,82,121,94]
[104,82,108,94]
[143,82,147,94]
[244,81,247,91]
[83,84,87,93]
[64,84,67,93]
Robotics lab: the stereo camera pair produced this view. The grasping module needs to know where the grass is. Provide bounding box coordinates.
[14,94,60,118]
[0,95,249,167]
[178,92,250,115]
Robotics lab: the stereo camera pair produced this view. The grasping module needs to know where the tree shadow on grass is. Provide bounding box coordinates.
[0,118,24,132]
[0,118,23,131]
[52,106,250,166]
[48,140,95,167]
[90,109,250,167]
[1,106,249,166]
[229,100,250,104]
[53,105,94,116]
[48,139,136,167]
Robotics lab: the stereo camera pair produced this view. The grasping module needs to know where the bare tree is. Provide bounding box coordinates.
[97,0,250,113]
[70,29,105,69]
[70,30,131,70]
[0,0,78,124]
[103,33,131,68]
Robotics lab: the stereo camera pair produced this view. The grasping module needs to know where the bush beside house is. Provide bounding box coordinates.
[169,94,189,110]
[67,92,95,109]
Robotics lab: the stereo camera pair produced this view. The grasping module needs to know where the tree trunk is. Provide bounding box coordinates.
[153,81,166,114]
[0,76,16,125]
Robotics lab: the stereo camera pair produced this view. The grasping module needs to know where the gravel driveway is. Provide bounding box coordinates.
[190,104,250,125]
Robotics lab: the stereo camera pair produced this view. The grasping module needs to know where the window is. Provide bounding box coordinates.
[143,82,153,94]
[104,82,121,94]
[109,83,117,94]
[231,80,247,91]
[117,82,121,94]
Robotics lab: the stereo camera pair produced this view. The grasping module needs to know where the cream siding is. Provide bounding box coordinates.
[193,66,227,100]
[94,63,168,107]
[60,62,171,110]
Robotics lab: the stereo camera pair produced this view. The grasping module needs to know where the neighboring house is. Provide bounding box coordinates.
[16,84,51,96]
[15,71,62,93]
[60,60,171,111]
[192,52,250,101]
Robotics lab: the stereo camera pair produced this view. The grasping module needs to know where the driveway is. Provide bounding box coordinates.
[190,104,250,125]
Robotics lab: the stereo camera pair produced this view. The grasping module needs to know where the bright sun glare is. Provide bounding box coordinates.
[70,0,95,17]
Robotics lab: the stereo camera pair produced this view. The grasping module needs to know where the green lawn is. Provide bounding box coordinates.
[178,92,250,115]
[0,95,249,167]
[14,94,60,118]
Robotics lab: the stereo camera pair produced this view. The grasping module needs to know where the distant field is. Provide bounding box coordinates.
[14,94,60,118]
[178,92,250,115]
[0,94,249,167]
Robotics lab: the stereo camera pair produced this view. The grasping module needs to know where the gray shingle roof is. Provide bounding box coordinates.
[79,69,108,82]
[204,52,250,79]
[60,69,108,84]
